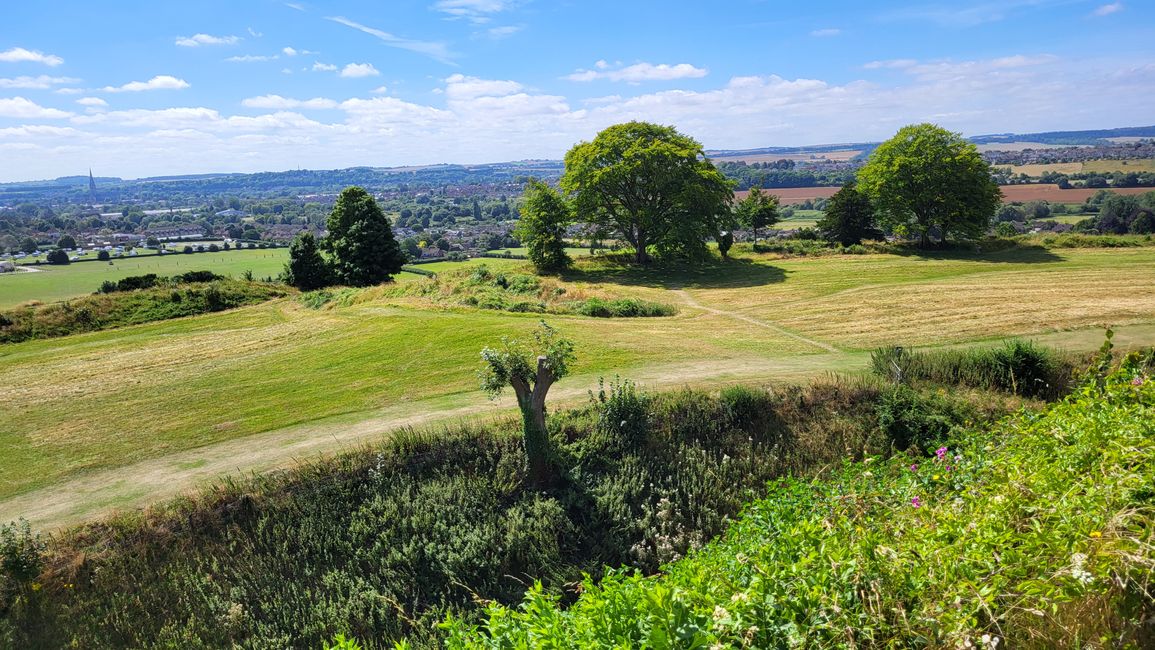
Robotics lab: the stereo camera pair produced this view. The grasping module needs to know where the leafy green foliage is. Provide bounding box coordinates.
[0,520,44,615]
[734,187,779,244]
[284,232,334,290]
[816,181,880,245]
[561,122,734,264]
[325,187,406,286]
[44,249,69,265]
[858,123,1002,247]
[570,297,676,318]
[871,340,1073,399]
[514,180,572,274]
[446,360,1155,648]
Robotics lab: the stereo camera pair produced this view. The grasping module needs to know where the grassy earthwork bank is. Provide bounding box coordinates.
[0,368,1040,648]
[446,355,1155,648]
[0,248,290,309]
[3,245,1155,524]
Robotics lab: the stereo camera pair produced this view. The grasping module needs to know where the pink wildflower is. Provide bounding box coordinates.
[1133,376,1145,386]
[936,447,948,461]
[910,464,919,472]
[911,496,922,508]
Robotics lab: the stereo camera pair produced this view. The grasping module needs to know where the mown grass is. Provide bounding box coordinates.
[0,375,1026,648]
[0,249,290,309]
[2,247,1154,514]
[446,355,1155,648]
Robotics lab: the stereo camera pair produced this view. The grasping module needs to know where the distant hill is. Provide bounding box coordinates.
[969,125,1155,146]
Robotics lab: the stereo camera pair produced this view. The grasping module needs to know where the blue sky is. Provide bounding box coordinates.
[1,0,1152,181]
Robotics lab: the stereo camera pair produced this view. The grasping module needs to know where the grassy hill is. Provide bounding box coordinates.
[3,245,1155,529]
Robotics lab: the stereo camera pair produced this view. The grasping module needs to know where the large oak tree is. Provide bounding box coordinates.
[857,123,1001,247]
[561,122,733,264]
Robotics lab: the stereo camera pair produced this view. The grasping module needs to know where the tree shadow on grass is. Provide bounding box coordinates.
[883,243,1065,264]
[560,255,788,289]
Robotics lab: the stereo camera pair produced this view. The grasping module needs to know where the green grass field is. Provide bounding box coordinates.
[0,249,289,309]
[3,245,1155,528]
[770,209,823,230]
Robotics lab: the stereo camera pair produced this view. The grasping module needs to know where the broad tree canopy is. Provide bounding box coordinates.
[561,122,733,264]
[857,123,1001,247]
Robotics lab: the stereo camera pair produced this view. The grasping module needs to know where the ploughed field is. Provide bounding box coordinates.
[3,246,1155,529]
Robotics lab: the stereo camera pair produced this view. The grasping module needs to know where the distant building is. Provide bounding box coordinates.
[214,208,247,218]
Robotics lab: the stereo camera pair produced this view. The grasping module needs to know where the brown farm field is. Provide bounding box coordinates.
[711,149,862,164]
[736,184,1153,205]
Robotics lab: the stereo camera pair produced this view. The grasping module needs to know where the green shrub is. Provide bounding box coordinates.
[871,340,1072,399]
[571,297,676,318]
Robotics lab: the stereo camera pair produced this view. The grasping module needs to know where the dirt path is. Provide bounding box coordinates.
[672,289,841,353]
[0,354,858,532]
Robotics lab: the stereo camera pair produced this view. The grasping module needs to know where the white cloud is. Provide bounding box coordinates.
[227,54,279,62]
[5,52,1155,186]
[444,74,523,99]
[486,25,523,39]
[283,47,298,56]
[1093,2,1123,16]
[326,16,454,64]
[564,62,708,83]
[286,2,305,10]
[810,28,841,37]
[242,94,338,109]
[102,75,190,92]
[54,87,84,95]
[313,62,338,72]
[340,63,380,78]
[0,75,80,89]
[0,47,64,66]
[76,97,108,107]
[0,97,73,119]
[371,85,388,94]
[0,125,78,138]
[175,33,241,47]
[863,59,918,70]
[433,0,516,23]
[248,27,263,37]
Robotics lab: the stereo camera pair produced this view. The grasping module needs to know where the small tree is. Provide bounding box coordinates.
[283,232,333,290]
[45,249,69,265]
[479,322,575,487]
[816,181,881,246]
[56,235,76,250]
[735,187,779,246]
[515,180,572,273]
[19,238,37,254]
[96,250,111,261]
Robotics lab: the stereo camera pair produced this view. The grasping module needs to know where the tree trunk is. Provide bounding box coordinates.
[511,357,557,488]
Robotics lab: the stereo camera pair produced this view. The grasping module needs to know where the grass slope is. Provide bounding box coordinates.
[447,357,1155,648]
[3,248,1155,521]
[0,249,289,309]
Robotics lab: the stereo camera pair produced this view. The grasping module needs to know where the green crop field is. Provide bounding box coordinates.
[3,245,1155,529]
[0,249,289,309]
